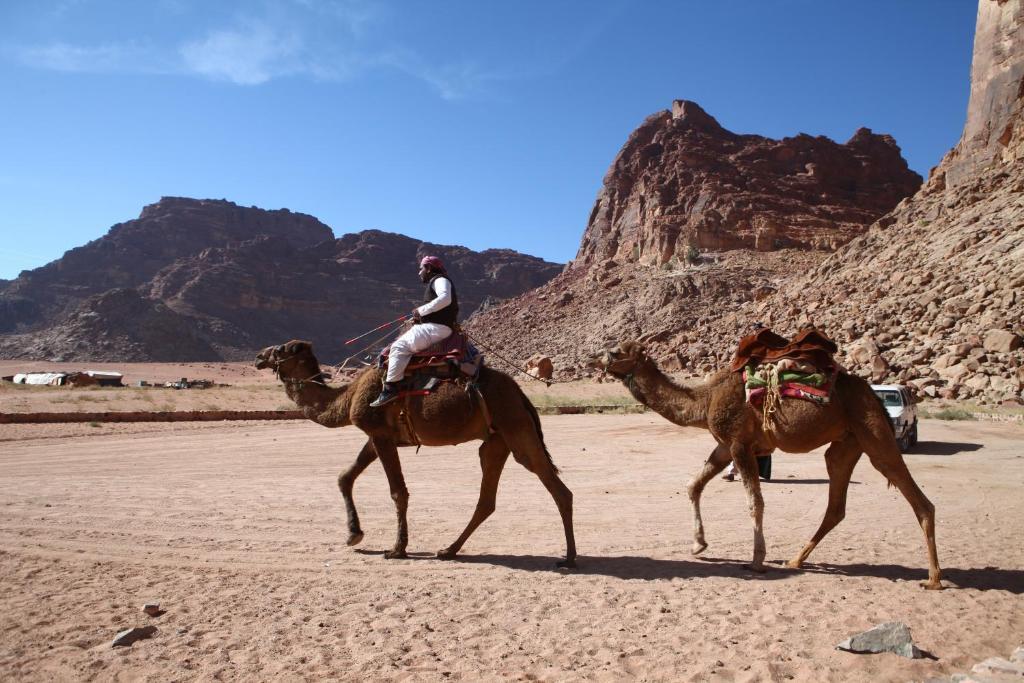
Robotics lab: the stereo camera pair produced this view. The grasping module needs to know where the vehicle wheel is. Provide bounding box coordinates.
[909,421,918,447]
[897,431,911,453]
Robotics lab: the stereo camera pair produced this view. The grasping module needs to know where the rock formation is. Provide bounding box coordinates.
[468,102,921,379]
[730,0,1024,404]
[471,0,1024,405]
[577,99,921,265]
[0,198,561,362]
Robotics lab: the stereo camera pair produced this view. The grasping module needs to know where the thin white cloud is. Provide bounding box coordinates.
[8,0,511,98]
[16,41,156,74]
[179,23,303,85]
[385,55,497,101]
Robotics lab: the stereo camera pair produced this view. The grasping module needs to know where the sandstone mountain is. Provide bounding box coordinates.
[578,99,921,264]
[470,0,1024,405]
[733,0,1024,404]
[467,103,921,378]
[0,198,561,362]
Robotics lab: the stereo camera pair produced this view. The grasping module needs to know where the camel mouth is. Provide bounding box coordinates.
[587,347,622,374]
[586,347,616,371]
[254,346,277,370]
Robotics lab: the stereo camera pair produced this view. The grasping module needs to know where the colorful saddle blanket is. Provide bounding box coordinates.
[732,327,840,411]
[743,359,837,407]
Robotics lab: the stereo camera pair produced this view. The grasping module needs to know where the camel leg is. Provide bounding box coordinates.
[337,439,379,546]
[687,443,732,555]
[437,435,511,560]
[860,437,943,590]
[506,434,577,569]
[372,438,410,559]
[786,437,862,569]
[733,444,767,572]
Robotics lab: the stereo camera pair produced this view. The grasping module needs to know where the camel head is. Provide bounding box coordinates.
[255,340,322,380]
[590,341,649,379]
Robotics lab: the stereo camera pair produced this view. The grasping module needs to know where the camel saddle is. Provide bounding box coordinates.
[378,331,484,396]
[731,327,840,413]
[378,331,492,447]
[729,327,838,373]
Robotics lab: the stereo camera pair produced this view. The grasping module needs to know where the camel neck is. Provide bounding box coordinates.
[284,379,350,425]
[625,361,709,429]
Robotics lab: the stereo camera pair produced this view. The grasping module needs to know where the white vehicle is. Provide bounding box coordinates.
[871,384,919,452]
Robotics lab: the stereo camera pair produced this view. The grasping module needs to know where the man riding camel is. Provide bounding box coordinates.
[371,255,459,407]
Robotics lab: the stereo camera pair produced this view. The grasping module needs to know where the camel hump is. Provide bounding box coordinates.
[729,326,838,373]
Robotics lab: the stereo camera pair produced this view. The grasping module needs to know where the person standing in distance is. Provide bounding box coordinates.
[370,255,458,407]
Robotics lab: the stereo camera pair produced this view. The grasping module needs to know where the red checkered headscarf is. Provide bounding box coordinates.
[419,255,447,274]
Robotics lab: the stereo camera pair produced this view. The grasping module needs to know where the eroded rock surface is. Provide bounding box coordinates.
[0,198,561,362]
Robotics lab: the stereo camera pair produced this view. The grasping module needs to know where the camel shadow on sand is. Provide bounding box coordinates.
[358,550,795,582]
[356,549,1024,591]
[907,441,984,456]
[781,561,1024,593]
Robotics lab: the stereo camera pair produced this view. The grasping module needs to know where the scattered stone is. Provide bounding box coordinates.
[836,622,926,659]
[971,656,1024,678]
[142,602,161,617]
[112,625,158,647]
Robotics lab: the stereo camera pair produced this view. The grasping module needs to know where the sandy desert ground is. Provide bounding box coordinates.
[2,375,1023,683]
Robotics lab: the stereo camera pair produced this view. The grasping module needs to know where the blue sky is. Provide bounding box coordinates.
[0,0,977,280]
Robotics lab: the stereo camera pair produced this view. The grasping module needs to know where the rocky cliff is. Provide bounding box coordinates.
[576,99,921,266]
[468,103,921,379]
[0,198,561,362]
[728,0,1024,404]
[470,0,1023,405]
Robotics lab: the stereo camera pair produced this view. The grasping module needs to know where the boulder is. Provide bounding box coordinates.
[525,355,554,380]
[984,329,1022,353]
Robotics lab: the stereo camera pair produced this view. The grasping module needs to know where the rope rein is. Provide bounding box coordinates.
[463,331,567,386]
[333,323,407,376]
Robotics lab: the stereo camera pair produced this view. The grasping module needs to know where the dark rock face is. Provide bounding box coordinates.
[0,197,333,334]
[0,198,561,361]
[0,289,220,362]
[576,100,922,267]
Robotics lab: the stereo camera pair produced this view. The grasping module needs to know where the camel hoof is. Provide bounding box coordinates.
[436,548,457,560]
[744,563,768,574]
[383,549,408,560]
[784,559,803,570]
[556,558,577,569]
[691,541,708,556]
[346,532,364,547]
[920,580,944,591]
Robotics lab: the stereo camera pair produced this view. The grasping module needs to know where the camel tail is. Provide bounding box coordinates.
[522,391,560,475]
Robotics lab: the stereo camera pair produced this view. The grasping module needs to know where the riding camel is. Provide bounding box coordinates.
[592,340,942,589]
[255,340,577,567]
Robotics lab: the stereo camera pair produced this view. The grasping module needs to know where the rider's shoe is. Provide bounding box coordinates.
[370,383,400,407]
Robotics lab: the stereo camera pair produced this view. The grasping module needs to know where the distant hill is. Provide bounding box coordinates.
[0,197,561,361]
